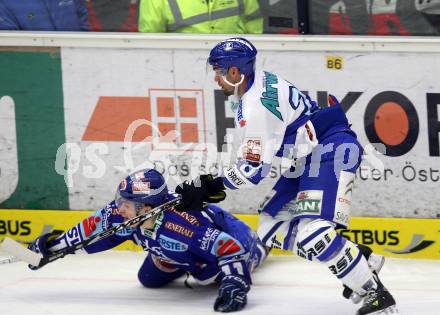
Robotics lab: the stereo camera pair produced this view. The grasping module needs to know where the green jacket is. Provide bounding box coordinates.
[139,0,262,34]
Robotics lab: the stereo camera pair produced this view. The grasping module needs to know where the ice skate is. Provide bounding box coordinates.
[356,280,398,315]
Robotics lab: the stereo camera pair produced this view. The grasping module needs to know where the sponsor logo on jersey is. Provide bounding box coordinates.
[242,138,262,163]
[113,223,134,236]
[132,181,150,194]
[82,215,102,237]
[334,171,355,226]
[236,100,246,127]
[200,227,220,251]
[158,235,188,252]
[65,225,83,245]
[211,232,244,257]
[101,208,112,229]
[289,190,323,216]
[260,71,283,121]
[164,221,194,238]
[226,168,245,187]
[171,209,200,226]
[142,242,189,267]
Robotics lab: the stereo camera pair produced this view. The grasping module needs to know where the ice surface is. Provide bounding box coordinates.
[0,251,439,315]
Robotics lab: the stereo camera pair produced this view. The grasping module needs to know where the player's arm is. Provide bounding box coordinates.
[202,229,252,312]
[27,202,131,269]
[176,100,286,210]
[221,97,287,190]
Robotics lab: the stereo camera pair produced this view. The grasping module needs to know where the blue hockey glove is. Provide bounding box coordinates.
[214,275,250,312]
[27,230,63,270]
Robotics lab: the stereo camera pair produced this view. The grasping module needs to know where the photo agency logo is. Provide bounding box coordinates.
[53,87,388,190]
[54,89,222,189]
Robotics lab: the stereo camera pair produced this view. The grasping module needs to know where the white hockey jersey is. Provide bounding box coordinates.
[222,70,319,190]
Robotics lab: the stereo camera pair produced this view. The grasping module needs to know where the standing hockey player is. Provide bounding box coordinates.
[175,37,398,315]
[27,168,267,313]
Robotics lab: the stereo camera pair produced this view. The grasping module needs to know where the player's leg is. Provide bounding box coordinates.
[137,254,185,288]
[235,229,268,273]
[342,243,385,303]
[293,218,397,314]
[215,206,269,272]
[257,168,300,250]
[293,132,398,314]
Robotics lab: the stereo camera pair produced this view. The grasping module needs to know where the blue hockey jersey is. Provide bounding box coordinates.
[48,196,262,284]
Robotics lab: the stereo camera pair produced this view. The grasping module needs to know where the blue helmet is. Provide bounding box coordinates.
[115,168,168,209]
[208,37,257,76]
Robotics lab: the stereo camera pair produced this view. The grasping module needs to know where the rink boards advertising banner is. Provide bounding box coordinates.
[0,209,439,259]
[0,45,440,220]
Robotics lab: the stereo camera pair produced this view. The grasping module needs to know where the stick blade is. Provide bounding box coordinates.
[0,237,42,266]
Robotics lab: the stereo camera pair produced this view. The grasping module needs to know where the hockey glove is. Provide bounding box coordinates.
[214,274,250,312]
[175,175,226,211]
[27,230,63,270]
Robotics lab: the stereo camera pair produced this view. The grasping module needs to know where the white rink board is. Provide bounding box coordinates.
[0,251,439,315]
[61,45,440,217]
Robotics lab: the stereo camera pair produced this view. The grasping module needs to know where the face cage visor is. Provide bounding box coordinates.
[115,190,146,215]
[205,60,245,90]
[206,59,228,79]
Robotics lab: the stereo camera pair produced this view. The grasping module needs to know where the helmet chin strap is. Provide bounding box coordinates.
[222,74,245,99]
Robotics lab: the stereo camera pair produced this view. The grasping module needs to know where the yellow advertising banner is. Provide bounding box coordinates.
[0,210,438,259]
[0,209,140,251]
[337,217,440,259]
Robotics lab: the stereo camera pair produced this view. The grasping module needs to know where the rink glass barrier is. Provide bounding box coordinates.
[0,209,439,260]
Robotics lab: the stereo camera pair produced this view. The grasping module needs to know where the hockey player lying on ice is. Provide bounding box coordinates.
[26,168,268,313]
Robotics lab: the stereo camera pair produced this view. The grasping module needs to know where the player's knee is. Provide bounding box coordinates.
[294,219,367,281]
[257,211,295,249]
[137,271,168,288]
[294,219,346,263]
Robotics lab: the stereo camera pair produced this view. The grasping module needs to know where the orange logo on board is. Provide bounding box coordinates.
[82,89,207,151]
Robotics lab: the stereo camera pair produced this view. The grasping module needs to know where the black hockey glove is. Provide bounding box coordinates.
[27,230,63,270]
[175,174,226,211]
[214,274,250,312]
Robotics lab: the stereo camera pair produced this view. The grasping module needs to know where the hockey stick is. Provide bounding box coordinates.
[0,196,181,268]
[0,256,20,265]
[0,237,42,266]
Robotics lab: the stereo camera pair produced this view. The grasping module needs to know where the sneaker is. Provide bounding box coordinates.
[356,279,398,315]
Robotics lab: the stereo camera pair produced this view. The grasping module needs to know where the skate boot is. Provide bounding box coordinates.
[343,244,385,304]
[356,276,398,315]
